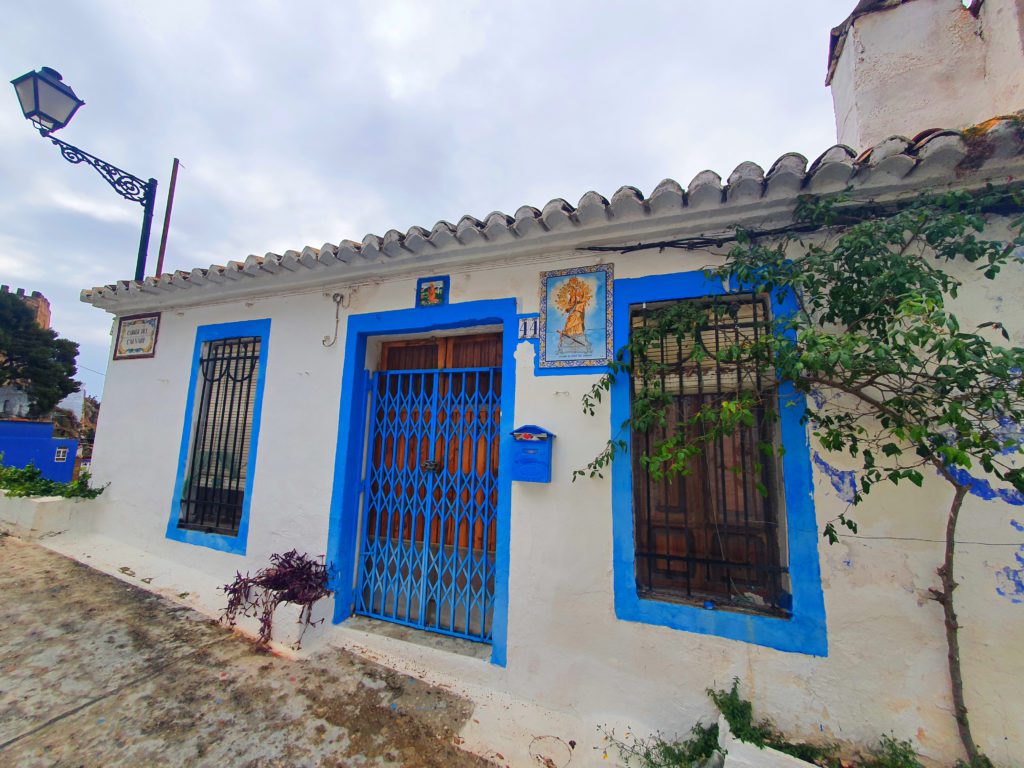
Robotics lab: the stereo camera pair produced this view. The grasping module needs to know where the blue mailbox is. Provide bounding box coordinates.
[510,425,555,483]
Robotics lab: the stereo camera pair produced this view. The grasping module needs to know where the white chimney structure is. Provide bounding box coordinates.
[828,0,1024,150]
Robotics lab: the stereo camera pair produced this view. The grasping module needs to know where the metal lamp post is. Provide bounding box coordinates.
[11,67,158,282]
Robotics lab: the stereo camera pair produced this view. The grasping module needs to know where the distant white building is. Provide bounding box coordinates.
[0,387,31,418]
[56,389,85,420]
[63,0,1024,763]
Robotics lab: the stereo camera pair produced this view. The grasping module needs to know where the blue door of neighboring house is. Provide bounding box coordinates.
[355,335,502,643]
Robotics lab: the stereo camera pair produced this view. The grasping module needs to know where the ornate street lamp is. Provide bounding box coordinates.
[10,66,84,134]
[11,67,157,282]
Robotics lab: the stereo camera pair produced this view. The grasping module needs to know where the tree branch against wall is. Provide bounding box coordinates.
[578,186,1024,767]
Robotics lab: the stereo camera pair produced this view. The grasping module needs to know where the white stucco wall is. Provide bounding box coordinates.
[81,226,1024,764]
[0,491,95,536]
[830,0,1024,150]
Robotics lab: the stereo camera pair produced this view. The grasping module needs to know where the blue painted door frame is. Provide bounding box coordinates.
[325,298,518,666]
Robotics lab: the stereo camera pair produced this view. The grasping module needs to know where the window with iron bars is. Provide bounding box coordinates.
[178,336,261,537]
[630,294,790,616]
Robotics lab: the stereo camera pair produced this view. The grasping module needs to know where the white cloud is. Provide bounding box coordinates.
[0,0,856,398]
[163,157,392,271]
[45,187,141,225]
[0,253,44,283]
[0,236,48,282]
[359,0,494,99]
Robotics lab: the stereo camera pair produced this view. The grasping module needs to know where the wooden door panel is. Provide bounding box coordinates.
[448,335,502,368]
[381,333,501,371]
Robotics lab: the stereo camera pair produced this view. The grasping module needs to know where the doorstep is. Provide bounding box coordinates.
[343,615,492,661]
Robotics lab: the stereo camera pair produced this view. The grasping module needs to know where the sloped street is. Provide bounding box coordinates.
[0,533,493,767]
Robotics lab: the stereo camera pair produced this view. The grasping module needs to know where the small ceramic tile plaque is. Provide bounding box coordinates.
[416,275,449,307]
[113,312,161,360]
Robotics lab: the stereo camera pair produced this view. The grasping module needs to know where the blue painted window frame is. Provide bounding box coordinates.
[166,319,271,556]
[611,272,827,656]
[325,298,517,667]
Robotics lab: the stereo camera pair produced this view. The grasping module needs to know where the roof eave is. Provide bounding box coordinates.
[82,114,1024,314]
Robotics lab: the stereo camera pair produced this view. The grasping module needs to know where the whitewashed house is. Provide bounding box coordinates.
[66,0,1024,762]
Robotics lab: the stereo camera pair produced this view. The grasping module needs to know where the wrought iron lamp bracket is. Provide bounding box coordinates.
[43,134,158,281]
[48,134,152,205]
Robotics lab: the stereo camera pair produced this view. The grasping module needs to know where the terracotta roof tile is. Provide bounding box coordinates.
[81,113,1024,309]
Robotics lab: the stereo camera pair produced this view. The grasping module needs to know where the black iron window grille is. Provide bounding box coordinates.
[630,294,790,616]
[178,336,261,536]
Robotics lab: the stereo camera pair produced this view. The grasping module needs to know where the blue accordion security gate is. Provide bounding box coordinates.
[355,365,501,642]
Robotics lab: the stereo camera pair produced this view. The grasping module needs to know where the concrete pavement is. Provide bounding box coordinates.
[0,533,495,767]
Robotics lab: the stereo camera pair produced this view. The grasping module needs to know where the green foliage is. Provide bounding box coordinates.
[861,734,924,768]
[600,722,720,768]
[0,292,80,416]
[578,187,1024,539]
[0,460,105,499]
[707,678,773,745]
[955,757,995,768]
[710,679,839,764]
[603,680,934,767]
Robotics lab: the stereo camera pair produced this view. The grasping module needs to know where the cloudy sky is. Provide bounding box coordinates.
[1,1,855,398]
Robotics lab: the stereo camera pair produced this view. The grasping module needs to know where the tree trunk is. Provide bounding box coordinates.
[935,483,982,765]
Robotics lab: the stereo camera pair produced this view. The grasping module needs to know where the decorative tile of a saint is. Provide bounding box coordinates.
[538,264,613,369]
[416,275,450,307]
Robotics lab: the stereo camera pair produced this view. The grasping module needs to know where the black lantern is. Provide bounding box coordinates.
[11,67,158,282]
[10,67,85,135]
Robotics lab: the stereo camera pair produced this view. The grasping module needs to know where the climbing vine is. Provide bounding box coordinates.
[580,186,1024,766]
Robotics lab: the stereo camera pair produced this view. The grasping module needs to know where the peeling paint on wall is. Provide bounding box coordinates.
[808,387,827,410]
[938,419,1024,505]
[996,520,1024,605]
[812,452,857,504]
[811,400,1024,604]
[947,466,1024,506]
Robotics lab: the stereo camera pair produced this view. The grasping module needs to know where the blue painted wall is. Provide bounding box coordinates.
[0,420,78,483]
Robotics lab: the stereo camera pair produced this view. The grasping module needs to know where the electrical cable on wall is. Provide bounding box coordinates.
[322,291,349,347]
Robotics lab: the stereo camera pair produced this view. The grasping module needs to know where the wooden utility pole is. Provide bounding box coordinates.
[155,157,181,277]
